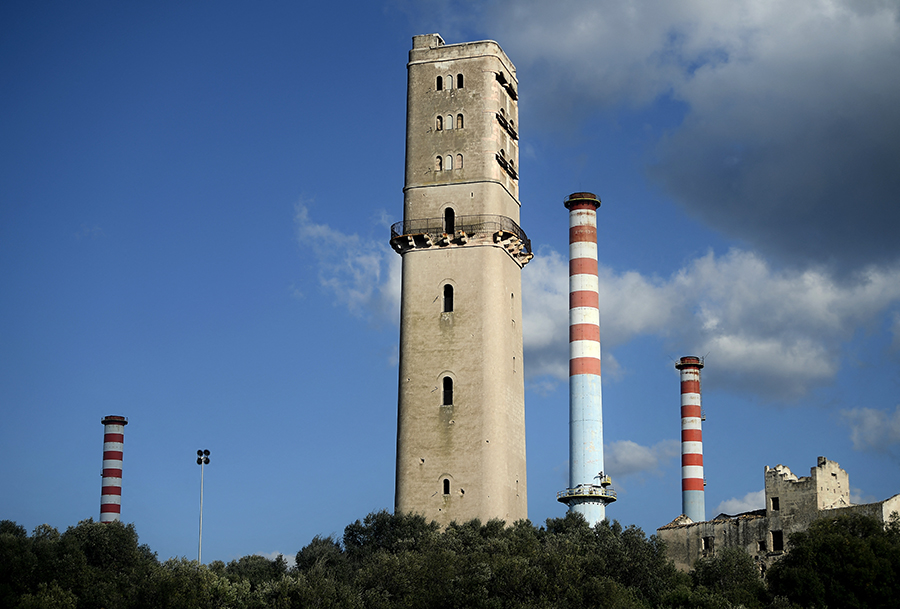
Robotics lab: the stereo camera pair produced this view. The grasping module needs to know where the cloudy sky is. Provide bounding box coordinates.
[2,0,899,563]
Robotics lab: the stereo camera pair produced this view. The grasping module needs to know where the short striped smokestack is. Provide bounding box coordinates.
[100,415,128,523]
[676,357,705,522]
[557,192,615,525]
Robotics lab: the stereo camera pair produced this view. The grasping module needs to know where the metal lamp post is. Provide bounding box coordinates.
[197,449,210,563]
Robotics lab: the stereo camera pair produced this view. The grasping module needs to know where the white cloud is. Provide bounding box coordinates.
[841,405,900,452]
[716,489,765,515]
[524,246,900,399]
[297,204,900,401]
[605,439,680,477]
[294,202,400,324]
[437,0,900,270]
[850,487,879,506]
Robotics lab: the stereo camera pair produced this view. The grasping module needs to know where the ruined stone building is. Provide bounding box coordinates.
[390,34,532,526]
[657,456,900,571]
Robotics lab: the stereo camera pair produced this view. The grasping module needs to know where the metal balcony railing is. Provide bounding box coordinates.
[557,485,618,501]
[390,214,531,254]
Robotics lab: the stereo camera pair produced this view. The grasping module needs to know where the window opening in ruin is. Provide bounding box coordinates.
[442,377,453,405]
[446,115,453,130]
[436,76,443,91]
[446,155,453,170]
[435,156,442,171]
[702,536,714,551]
[447,74,453,89]
[457,73,463,88]
[456,113,464,129]
[436,115,443,131]
[456,154,463,169]
[758,540,767,552]
[444,208,455,234]
[443,479,450,495]
[443,284,454,312]
[772,530,783,552]
[771,497,780,511]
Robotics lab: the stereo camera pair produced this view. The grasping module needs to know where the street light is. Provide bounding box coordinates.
[196,449,210,563]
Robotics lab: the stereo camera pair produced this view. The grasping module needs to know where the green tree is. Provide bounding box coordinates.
[296,535,346,576]
[55,519,158,609]
[342,510,440,560]
[15,582,77,609]
[223,553,286,590]
[691,547,767,608]
[0,520,37,607]
[767,513,900,608]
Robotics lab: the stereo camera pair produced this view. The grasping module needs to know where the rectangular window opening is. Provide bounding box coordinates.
[772,530,784,552]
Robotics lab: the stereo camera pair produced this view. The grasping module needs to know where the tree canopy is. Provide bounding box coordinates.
[2,511,898,608]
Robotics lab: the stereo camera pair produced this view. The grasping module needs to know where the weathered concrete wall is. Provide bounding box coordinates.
[394,34,528,527]
[658,514,769,572]
[658,457,897,572]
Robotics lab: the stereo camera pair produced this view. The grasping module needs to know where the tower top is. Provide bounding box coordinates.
[675,356,704,370]
[564,192,601,210]
[101,415,128,426]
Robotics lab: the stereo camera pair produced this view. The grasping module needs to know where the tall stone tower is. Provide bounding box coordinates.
[390,34,532,526]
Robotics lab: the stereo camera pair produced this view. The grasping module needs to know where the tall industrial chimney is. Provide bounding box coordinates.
[557,192,616,525]
[676,356,705,521]
[100,415,128,523]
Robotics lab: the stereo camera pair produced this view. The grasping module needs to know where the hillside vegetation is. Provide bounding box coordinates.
[2,511,897,608]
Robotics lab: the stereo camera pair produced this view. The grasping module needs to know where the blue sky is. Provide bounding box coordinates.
[2,0,899,564]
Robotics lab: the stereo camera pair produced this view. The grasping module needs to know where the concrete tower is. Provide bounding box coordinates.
[557,193,616,526]
[676,356,705,522]
[100,415,128,523]
[391,34,532,526]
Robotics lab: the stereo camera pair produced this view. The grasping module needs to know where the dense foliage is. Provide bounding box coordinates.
[2,511,898,608]
[767,512,900,609]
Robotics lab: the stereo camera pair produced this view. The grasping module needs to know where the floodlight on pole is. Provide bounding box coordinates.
[197,449,210,563]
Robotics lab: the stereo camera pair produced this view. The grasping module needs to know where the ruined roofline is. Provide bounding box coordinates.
[657,510,767,530]
[765,463,799,481]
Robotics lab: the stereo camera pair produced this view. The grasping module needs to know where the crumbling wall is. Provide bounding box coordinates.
[657,514,768,572]
[658,457,890,572]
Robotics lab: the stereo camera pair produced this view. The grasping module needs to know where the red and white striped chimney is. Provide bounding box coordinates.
[557,192,616,526]
[675,357,704,522]
[100,415,128,523]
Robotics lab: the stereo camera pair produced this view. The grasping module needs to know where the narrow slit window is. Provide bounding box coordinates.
[446,155,453,170]
[456,114,464,129]
[447,74,453,89]
[435,156,443,171]
[444,208,455,234]
[436,76,443,91]
[436,115,443,131]
[446,115,453,130]
[443,284,454,312]
[443,479,450,495]
[457,73,463,88]
[456,154,463,169]
[442,377,453,405]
